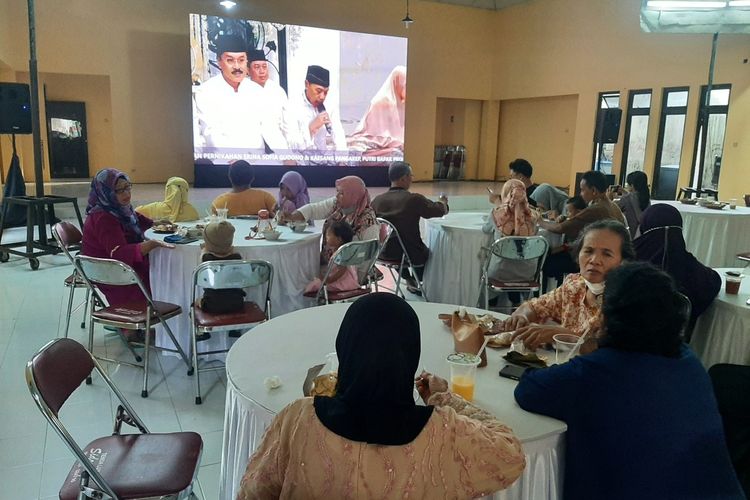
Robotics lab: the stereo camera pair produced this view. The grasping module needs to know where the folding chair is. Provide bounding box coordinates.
[190,259,273,404]
[480,236,549,311]
[26,338,202,500]
[375,217,428,300]
[303,239,381,305]
[74,255,193,398]
[52,222,91,338]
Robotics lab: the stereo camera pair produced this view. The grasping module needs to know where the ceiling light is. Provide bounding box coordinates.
[219,0,237,9]
[728,0,750,6]
[402,0,415,28]
[646,1,727,8]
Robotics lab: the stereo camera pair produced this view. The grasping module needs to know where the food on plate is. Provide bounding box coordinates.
[309,373,337,397]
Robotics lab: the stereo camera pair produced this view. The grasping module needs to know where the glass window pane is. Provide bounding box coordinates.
[700,113,728,190]
[709,88,730,106]
[632,93,652,109]
[659,114,686,166]
[625,115,650,174]
[666,91,689,107]
[595,143,615,174]
[601,95,619,108]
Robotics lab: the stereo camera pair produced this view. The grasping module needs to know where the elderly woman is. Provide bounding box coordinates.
[504,219,633,349]
[211,160,277,217]
[608,170,651,238]
[277,171,310,218]
[238,293,526,499]
[514,262,744,500]
[81,168,174,307]
[282,175,380,262]
[135,176,199,222]
[634,203,721,325]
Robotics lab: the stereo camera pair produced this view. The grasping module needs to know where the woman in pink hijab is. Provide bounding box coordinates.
[282,175,380,263]
[481,179,538,307]
[347,66,406,156]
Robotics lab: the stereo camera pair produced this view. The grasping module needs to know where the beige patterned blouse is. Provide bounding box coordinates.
[527,273,602,337]
[238,393,526,499]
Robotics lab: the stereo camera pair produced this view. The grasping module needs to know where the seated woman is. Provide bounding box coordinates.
[504,219,633,349]
[135,176,199,222]
[529,182,569,215]
[211,160,277,217]
[281,175,380,263]
[238,293,526,499]
[634,203,721,326]
[514,262,744,500]
[482,179,537,306]
[608,170,650,238]
[81,168,174,308]
[277,171,310,219]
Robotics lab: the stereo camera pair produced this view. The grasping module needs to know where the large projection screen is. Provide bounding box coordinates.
[190,14,407,180]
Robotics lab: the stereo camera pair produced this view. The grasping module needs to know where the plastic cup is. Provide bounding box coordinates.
[447,353,481,401]
[216,208,229,221]
[729,199,737,209]
[553,333,582,364]
[725,274,743,295]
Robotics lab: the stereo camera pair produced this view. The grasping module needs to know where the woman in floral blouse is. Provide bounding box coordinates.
[504,219,634,349]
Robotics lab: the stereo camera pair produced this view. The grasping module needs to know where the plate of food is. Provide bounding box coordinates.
[703,201,727,210]
[679,198,698,205]
[152,223,178,234]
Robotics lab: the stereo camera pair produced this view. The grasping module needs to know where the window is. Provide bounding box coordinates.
[591,91,620,174]
[652,87,689,200]
[690,84,731,192]
[619,90,652,185]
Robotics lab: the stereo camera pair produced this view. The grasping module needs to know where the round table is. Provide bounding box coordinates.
[422,212,563,306]
[146,220,321,356]
[220,301,566,500]
[690,267,750,368]
[654,201,750,268]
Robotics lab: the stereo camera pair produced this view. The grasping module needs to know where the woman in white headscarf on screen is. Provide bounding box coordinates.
[347,66,406,156]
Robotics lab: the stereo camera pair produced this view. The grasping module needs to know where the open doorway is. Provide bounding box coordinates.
[46,101,89,179]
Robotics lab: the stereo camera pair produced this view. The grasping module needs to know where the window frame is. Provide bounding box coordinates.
[619,89,653,185]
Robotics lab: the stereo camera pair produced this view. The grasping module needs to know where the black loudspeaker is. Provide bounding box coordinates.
[0,83,32,134]
[593,108,622,144]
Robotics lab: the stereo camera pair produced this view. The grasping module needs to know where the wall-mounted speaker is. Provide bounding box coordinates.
[0,83,32,134]
[593,108,622,144]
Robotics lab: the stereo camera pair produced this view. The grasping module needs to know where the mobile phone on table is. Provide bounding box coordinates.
[727,271,741,277]
[499,364,528,381]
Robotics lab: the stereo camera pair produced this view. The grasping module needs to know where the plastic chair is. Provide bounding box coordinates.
[375,218,428,300]
[480,236,549,311]
[190,259,273,404]
[51,222,90,338]
[303,239,381,304]
[74,255,193,398]
[26,338,202,500]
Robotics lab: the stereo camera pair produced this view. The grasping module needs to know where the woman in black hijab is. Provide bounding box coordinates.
[239,293,525,499]
[634,203,721,326]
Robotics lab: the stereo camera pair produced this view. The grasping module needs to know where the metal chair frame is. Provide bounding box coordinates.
[313,239,381,305]
[74,255,192,398]
[375,218,428,300]
[190,259,273,404]
[480,236,549,311]
[51,222,91,338]
[26,338,202,500]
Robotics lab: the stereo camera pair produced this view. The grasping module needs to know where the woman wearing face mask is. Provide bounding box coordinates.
[504,220,634,350]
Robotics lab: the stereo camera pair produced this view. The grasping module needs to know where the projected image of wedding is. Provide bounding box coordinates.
[190,14,408,167]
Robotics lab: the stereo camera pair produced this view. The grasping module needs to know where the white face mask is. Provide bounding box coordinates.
[584,278,605,296]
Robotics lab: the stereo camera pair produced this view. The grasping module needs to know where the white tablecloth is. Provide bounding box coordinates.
[422,212,563,306]
[690,267,750,368]
[655,201,750,268]
[147,220,321,356]
[220,301,566,500]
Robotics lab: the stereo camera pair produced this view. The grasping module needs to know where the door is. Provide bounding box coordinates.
[46,101,89,179]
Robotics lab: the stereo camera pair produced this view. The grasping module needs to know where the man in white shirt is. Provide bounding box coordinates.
[193,35,265,150]
[247,49,290,154]
[288,65,348,154]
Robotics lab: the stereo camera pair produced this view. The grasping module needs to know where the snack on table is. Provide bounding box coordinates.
[309,373,337,397]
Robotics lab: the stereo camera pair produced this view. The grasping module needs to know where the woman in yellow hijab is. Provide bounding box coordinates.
[136,177,200,222]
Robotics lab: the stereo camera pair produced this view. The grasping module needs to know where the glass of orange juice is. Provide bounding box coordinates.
[447,353,481,402]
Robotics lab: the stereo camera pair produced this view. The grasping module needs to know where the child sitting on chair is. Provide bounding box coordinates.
[198,221,245,339]
[304,220,360,294]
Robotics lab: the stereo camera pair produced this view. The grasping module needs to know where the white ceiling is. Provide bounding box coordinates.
[420,0,532,11]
